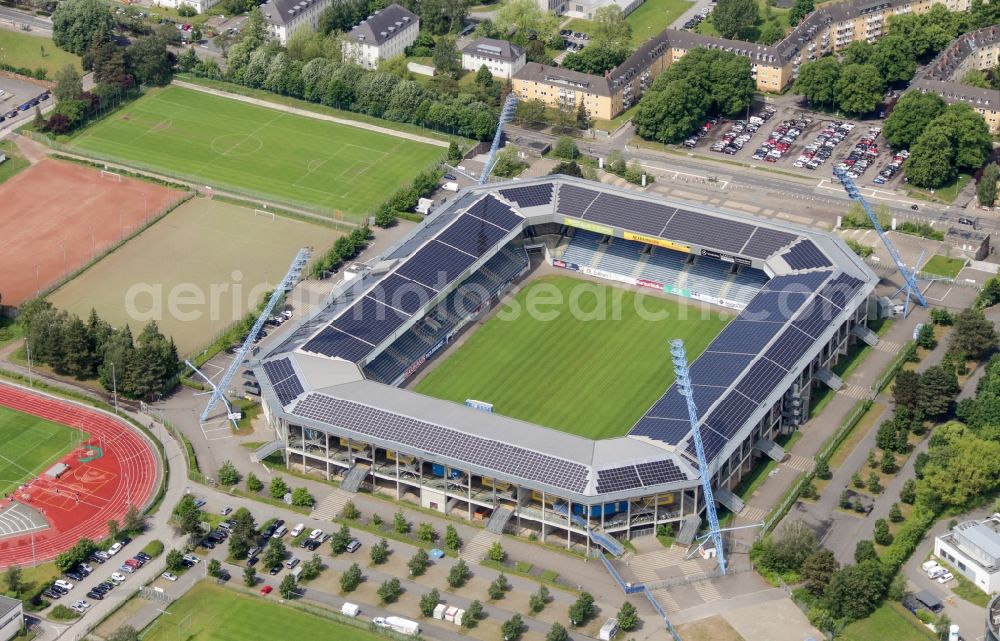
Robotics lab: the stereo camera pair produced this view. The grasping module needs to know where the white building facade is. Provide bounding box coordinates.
[461,38,526,79]
[935,515,1000,595]
[155,0,219,14]
[0,596,23,641]
[341,4,420,70]
[261,0,331,46]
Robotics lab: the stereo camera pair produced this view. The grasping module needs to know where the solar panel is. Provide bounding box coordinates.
[783,240,832,270]
[499,183,553,208]
[705,391,758,439]
[818,272,865,310]
[685,424,729,462]
[596,465,642,493]
[582,193,674,237]
[262,357,294,384]
[302,327,374,361]
[329,295,409,346]
[396,241,477,290]
[741,226,797,258]
[763,326,816,370]
[765,271,832,294]
[557,184,600,218]
[689,352,754,387]
[273,377,304,406]
[735,358,788,402]
[708,320,781,355]
[466,195,523,231]
[436,213,511,257]
[663,208,754,254]
[630,416,692,445]
[646,385,725,422]
[741,290,809,323]
[635,459,688,485]
[366,274,437,315]
[792,297,838,339]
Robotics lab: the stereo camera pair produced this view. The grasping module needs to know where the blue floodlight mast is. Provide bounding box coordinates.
[479,93,520,184]
[670,339,728,575]
[834,166,927,314]
[198,247,312,423]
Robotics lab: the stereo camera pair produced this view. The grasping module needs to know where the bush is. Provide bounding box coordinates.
[487,541,505,563]
[340,563,362,592]
[291,487,314,507]
[378,577,402,603]
[447,559,472,588]
[420,588,440,617]
[246,472,263,493]
[269,476,289,499]
[218,460,240,486]
[341,501,360,520]
[177,3,197,16]
[142,540,164,558]
[552,136,579,160]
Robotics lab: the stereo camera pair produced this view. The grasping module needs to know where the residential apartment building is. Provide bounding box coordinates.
[513,0,1000,130]
[261,0,331,45]
[155,0,219,14]
[341,4,420,70]
[935,514,1000,594]
[462,38,527,79]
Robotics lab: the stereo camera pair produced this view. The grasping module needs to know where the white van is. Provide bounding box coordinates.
[922,560,941,573]
[290,523,305,537]
[272,525,288,539]
[927,566,947,579]
[341,602,360,617]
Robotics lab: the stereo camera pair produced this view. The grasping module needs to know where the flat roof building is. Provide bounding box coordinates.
[935,513,1000,595]
[0,596,23,641]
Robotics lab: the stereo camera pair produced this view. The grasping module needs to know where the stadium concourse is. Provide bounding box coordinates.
[0,384,159,568]
[252,176,878,554]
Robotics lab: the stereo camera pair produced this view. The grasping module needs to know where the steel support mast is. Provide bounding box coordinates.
[198,247,311,422]
[834,166,927,314]
[670,339,728,575]
[479,93,519,184]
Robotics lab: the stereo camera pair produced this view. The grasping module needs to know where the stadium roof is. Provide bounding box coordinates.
[256,177,876,502]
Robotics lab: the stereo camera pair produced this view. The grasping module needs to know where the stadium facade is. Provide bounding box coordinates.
[253,176,877,552]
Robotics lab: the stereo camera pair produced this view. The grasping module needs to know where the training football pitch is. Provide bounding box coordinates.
[67,87,445,218]
[143,582,384,641]
[415,276,732,439]
[0,405,82,496]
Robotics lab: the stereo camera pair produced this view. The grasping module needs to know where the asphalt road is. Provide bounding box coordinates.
[0,6,52,35]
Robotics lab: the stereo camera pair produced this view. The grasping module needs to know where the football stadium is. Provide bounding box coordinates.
[252,176,877,554]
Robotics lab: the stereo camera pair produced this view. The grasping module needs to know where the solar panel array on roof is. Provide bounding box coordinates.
[685,424,730,462]
[437,214,511,257]
[818,273,865,309]
[736,358,788,403]
[709,320,782,354]
[764,326,816,370]
[783,240,832,270]
[499,183,553,208]
[706,391,758,438]
[302,328,374,361]
[396,241,477,289]
[741,226,797,259]
[329,295,410,346]
[663,208,755,254]
[466,195,523,230]
[741,291,810,323]
[262,357,305,406]
[584,193,675,237]
[293,393,589,492]
[635,459,687,485]
[595,465,642,493]
[690,352,756,387]
[367,274,437,315]
[557,184,600,218]
[630,416,691,444]
[765,270,832,293]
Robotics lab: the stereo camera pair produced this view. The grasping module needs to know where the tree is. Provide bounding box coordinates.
[448,559,472,588]
[978,162,999,207]
[3,566,23,597]
[515,99,547,127]
[207,558,222,578]
[378,577,403,603]
[444,525,461,552]
[789,0,814,25]
[263,539,286,568]
[172,495,202,535]
[475,64,494,88]
[550,161,584,178]
[794,57,840,109]
[530,585,550,613]
[432,36,461,78]
[851,471,864,489]
[246,472,263,493]
[866,470,882,493]
[893,370,921,410]
[340,563,362,592]
[269,476,289,499]
[501,614,524,641]
[218,460,240,486]
[243,566,257,587]
[393,510,411,535]
[562,44,631,75]
[800,549,838,596]
[617,601,639,631]
[52,0,114,55]
[299,554,323,581]
[129,35,173,86]
[546,623,569,641]
[420,588,441,617]
[835,64,884,116]
[569,592,595,626]
[916,323,937,350]
[341,501,360,520]
[931,308,954,326]
[888,502,904,523]
[825,560,887,620]
[927,104,993,172]
[416,523,437,543]
[759,20,785,45]
[487,541,506,563]
[712,0,759,39]
[870,34,917,84]
[873,518,893,545]
[880,451,897,474]
[950,308,998,360]
[907,126,956,188]
[448,141,462,164]
[107,625,140,641]
[275,573,296,599]
[854,539,877,563]
[370,538,390,565]
[331,524,352,554]
[919,365,959,417]
[814,459,831,480]
[591,5,631,48]
[488,573,510,600]
[634,78,707,143]
[553,137,580,161]
[494,0,560,49]
[464,599,484,628]
[408,548,430,576]
[121,505,145,535]
[291,487,314,507]
[866,448,878,469]
[883,91,946,149]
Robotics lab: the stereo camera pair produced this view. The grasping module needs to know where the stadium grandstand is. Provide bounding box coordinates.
[252,176,877,554]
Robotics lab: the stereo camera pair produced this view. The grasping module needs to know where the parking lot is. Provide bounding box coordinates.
[0,76,51,128]
[683,101,909,189]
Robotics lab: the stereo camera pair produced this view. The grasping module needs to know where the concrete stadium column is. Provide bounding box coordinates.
[325,432,330,481]
[395,456,401,500]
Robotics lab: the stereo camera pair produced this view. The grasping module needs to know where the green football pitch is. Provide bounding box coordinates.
[415,276,732,439]
[68,86,445,218]
[0,405,82,496]
[143,582,385,641]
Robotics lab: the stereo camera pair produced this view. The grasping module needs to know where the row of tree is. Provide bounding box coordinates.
[19,299,181,400]
[634,48,755,144]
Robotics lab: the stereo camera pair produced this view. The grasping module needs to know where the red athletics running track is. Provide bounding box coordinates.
[0,383,159,568]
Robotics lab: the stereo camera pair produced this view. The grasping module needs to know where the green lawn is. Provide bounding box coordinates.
[839,603,936,641]
[0,140,30,185]
[921,254,965,279]
[0,30,81,77]
[905,174,971,204]
[0,405,82,496]
[143,581,387,641]
[565,0,694,45]
[695,0,791,41]
[67,86,445,219]
[415,275,731,439]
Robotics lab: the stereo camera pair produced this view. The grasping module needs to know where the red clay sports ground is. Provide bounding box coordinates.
[0,384,159,568]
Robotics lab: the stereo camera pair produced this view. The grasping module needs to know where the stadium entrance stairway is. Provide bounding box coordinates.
[677,514,702,546]
[714,487,745,514]
[486,505,514,534]
[753,438,786,462]
[815,367,843,391]
[852,324,880,347]
[341,463,370,493]
[252,439,284,463]
[551,502,625,556]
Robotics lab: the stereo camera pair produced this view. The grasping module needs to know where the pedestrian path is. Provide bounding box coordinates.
[875,340,904,353]
[310,489,351,521]
[784,454,815,473]
[738,506,768,523]
[840,383,873,399]
[460,529,500,563]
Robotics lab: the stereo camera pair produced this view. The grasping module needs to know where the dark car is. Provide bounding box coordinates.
[444,173,456,180]
[42,588,61,600]
[136,552,152,562]
[120,536,132,546]
[50,585,68,596]
[304,539,321,551]
[86,590,105,601]
[269,565,282,575]
[199,539,216,550]
[216,570,231,584]
[66,571,83,582]
[910,204,919,210]
[247,556,260,567]
[274,519,285,529]
[89,553,105,564]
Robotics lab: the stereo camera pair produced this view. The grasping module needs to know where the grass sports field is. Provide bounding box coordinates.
[143,582,385,641]
[415,276,732,439]
[68,86,445,218]
[0,405,82,496]
[48,197,339,355]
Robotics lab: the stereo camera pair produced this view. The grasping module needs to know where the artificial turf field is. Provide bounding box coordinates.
[68,86,445,218]
[0,405,82,496]
[143,582,384,641]
[415,276,732,439]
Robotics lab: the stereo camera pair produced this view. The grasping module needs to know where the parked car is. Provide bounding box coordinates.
[107,542,123,556]
[346,539,362,553]
[161,572,178,582]
[260,585,273,596]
